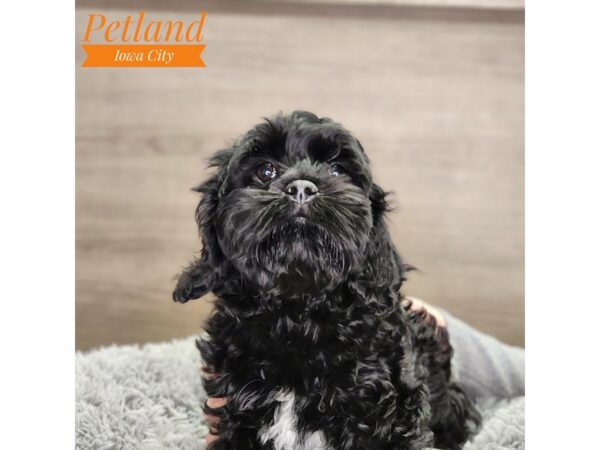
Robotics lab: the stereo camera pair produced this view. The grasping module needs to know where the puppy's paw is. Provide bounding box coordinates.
[172,273,208,302]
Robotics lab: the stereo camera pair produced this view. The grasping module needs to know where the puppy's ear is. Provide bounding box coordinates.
[362,183,408,292]
[173,150,232,303]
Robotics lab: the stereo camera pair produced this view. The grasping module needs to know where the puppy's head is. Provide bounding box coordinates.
[174,111,405,302]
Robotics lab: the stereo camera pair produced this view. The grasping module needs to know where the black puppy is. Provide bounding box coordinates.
[173,111,480,450]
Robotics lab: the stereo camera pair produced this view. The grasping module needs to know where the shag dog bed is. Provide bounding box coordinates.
[76,337,524,450]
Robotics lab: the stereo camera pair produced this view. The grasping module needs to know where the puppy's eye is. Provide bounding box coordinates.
[330,164,344,177]
[256,162,278,183]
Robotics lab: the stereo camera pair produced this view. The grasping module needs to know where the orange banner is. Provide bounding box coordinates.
[82,45,206,68]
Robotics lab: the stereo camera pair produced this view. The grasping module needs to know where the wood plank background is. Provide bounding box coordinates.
[269,0,524,9]
[75,1,524,350]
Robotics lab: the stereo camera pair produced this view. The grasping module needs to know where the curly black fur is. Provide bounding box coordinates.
[173,111,480,449]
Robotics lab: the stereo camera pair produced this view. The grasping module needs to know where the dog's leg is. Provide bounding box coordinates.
[429,382,481,450]
[306,353,434,450]
[201,369,271,450]
[198,333,274,450]
[173,257,214,303]
[403,303,481,450]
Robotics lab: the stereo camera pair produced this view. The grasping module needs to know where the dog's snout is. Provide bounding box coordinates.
[285,180,319,205]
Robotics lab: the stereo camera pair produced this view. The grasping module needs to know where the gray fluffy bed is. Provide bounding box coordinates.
[76,337,524,450]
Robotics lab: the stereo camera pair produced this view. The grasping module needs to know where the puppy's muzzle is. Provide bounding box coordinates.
[285,179,319,205]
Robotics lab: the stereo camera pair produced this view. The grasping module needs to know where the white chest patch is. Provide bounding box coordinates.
[258,391,331,450]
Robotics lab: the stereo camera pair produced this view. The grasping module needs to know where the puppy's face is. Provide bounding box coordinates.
[212,112,375,295]
[173,111,402,303]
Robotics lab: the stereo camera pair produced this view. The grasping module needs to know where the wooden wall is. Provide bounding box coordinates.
[76,1,524,350]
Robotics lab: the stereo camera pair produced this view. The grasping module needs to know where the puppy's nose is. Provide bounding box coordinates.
[284,180,319,204]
